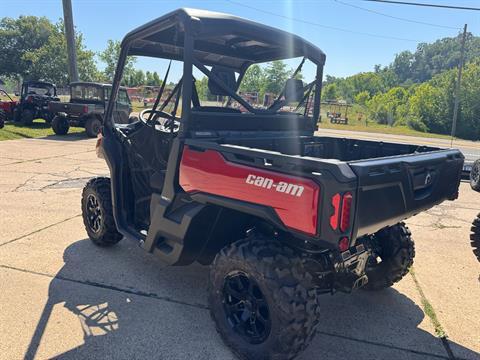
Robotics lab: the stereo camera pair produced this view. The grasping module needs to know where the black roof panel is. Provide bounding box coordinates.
[123,8,326,70]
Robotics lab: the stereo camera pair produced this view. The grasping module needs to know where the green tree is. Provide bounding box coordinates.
[408,61,480,139]
[322,83,338,101]
[131,69,145,86]
[240,64,264,93]
[99,40,136,83]
[354,90,370,106]
[391,33,480,83]
[367,86,409,125]
[263,60,291,96]
[0,16,54,79]
[196,76,213,101]
[152,71,161,86]
[20,20,101,85]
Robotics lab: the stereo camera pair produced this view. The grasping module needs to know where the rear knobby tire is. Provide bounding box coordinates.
[470,214,480,261]
[85,116,102,138]
[470,160,480,192]
[51,115,69,135]
[21,109,34,125]
[363,222,415,291]
[81,177,122,246]
[208,235,320,360]
[0,110,5,129]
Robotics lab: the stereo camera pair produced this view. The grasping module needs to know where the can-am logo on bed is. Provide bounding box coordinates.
[246,174,304,197]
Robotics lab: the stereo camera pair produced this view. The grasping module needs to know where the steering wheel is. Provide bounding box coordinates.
[139,109,180,133]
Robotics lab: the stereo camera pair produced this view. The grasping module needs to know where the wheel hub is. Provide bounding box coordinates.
[86,194,102,233]
[222,271,271,344]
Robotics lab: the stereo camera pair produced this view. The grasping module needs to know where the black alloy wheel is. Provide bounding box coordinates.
[223,271,271,345]
[86,193,103,234]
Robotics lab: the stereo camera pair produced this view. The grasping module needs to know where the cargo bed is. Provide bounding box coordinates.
[185,133,464,243]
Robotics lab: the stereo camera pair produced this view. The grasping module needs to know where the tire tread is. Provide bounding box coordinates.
[81,177,122,246]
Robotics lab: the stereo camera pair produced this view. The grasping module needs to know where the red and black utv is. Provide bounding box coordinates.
[81,9,464,360]
[14,80,59,125]
[0,89,17,124]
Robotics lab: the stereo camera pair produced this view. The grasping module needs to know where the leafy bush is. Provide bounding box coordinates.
[406,117,429,132]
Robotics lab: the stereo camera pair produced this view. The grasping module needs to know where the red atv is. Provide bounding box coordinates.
[0,89,17,126]
[81,9,464,359]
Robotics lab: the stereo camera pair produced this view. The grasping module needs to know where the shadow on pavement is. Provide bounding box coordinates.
[24,239,479,360]
[40,132,91,142]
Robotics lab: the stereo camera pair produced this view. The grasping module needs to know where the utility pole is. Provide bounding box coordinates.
[451,24,467,143]
[62,0,79,82]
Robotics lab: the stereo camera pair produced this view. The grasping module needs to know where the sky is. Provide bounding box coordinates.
[2,0,480,81]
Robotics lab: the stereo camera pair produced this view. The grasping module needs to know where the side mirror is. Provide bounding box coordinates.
[284,79,304,103]
[208,66,237,96]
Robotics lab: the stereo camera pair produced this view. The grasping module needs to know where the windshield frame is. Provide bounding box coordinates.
[23,82,56,97]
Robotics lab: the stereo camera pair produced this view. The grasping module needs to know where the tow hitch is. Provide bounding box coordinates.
[334,243,372,292]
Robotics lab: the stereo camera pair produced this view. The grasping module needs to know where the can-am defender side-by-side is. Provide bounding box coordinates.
[14,80,58,125]
[49,82,133,137]
[81,9,464,360]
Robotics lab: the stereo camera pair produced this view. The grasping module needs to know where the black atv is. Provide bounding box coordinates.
[49,82,133,137]
[14,81,59,125]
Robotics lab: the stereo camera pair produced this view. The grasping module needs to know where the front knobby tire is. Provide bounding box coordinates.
[81,177,122,246]
[51,115,69,135]
[470,214,480,261]
[0,110,5,129]
[85,117,102,138]
[470,160,480,192]
[363,222,415,291]
[208,236,320,360]
[21,109,34,125]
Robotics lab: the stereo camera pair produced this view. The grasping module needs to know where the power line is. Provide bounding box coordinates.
[362,0,480,11]
[334,0,460,30]
[226,0,423,42]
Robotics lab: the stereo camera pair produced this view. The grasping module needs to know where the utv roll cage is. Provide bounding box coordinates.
[104,8,327,244]
[69,81,128,103]
[106,8,326,133]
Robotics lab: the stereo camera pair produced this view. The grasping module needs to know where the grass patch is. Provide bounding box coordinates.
[131,100,149,113]
[318,120,453,140]
[0,119,84,141]
[318,105,453,140]
[409,267,446,338]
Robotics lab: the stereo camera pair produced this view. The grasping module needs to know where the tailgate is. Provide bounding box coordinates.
[348,149,463,238]
[49,102,86,115]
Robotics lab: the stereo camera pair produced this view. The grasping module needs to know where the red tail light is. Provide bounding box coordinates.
[83,105,88,113]
[330,193,341,230]
[340,192,352,232]
[330,192,353,232]
[27,96,33,103]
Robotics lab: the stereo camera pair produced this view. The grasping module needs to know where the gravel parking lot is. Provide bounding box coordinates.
[0,133,479,360]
